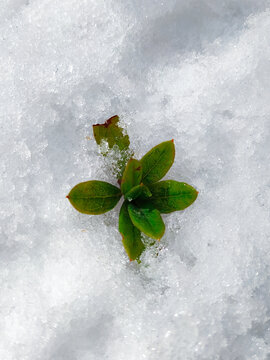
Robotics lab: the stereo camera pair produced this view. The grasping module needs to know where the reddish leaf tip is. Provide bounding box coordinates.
[105,115,119,127]
[171,139,174,143]
[93,115,119,128]
[104,118,113,128]
[66,195,70,199]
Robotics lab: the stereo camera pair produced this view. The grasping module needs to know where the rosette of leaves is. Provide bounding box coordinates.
[67,116,198,261]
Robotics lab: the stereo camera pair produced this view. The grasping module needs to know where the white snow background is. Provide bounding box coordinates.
[1,0,270,359]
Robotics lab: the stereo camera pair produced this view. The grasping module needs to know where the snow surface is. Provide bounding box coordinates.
[1,0,270,359]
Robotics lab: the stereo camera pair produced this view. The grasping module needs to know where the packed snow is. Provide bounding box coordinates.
[1,0,270,359]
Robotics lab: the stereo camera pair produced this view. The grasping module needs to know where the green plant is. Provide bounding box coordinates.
[66,115,198,261]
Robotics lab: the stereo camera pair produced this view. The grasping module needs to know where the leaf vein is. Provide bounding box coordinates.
[72,194,121,199]
[142,149,166,180]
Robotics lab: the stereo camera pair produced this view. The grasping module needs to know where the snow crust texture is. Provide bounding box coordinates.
[1,1,270,359]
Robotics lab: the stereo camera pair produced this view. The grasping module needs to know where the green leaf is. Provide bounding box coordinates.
[67,180,121,215]
[148,180,198,213]
[121,158,142,195]
[119,201,145,261]
[125,183,152,201]
[128,202,165,240]
[93,115,132,179]
[93,115,130,151]
[141,140,175,185]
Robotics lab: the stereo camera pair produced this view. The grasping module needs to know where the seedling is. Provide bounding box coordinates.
[67,115,198,261]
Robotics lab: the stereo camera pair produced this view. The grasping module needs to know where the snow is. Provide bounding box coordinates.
[1,0,270,359]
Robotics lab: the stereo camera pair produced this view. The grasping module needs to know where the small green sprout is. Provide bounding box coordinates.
[67,115,198,261]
